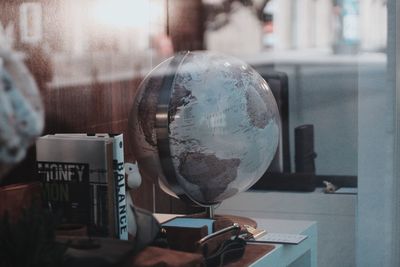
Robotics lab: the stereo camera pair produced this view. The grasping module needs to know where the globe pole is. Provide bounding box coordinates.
[206,205,215,219]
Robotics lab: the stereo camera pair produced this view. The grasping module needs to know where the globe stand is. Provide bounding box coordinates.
[189,205,258,232]
[206,205,215,219]
[211,214,258,231]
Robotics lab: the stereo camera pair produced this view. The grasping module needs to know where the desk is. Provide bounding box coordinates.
[154,214,317,267]
[247,218,317,267]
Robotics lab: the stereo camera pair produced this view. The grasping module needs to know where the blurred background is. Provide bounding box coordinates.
[0,0,387,85]
[0,0,388,200]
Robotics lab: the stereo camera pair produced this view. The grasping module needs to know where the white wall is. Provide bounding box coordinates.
[359,0,387,51]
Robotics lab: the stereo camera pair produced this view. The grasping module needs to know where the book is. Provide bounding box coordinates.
[36,134,127,239]
[51,133,128,240]
[53,133,128,240]
[109,133,128,240]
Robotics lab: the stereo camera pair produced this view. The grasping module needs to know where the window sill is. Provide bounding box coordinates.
[217,189,356,217]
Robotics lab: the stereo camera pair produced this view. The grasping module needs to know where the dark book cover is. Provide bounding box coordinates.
[36,136,115,238]
[37,161,90,226]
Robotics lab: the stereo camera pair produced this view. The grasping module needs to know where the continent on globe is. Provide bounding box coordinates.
[169,83,196,123]
[137,76,163,147]
[245,91,270,129]
[178,152,240,203]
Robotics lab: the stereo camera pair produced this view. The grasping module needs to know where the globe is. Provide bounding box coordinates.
[128,51,280,207]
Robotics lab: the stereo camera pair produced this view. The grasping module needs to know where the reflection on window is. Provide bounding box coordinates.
[0,0,387,87]
[204,0,386,55]
[0,0,388,181]
[50,0,168,86]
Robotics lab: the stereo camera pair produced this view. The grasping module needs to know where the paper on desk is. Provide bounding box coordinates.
[251,233,308,244]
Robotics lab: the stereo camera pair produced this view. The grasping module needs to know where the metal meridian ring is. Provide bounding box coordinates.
[155,51,190,200]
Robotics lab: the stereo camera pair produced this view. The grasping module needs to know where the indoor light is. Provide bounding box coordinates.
[90,0,163,29]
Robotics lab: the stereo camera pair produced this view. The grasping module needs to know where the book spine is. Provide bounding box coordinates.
[112,134,128,240]
[104,141,116,238]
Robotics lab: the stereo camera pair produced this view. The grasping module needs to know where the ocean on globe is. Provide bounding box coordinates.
[128,51,280,206]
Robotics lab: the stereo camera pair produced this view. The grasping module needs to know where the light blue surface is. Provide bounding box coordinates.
[162,218,215,235]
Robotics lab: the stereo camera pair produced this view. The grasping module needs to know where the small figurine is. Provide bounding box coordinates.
[125,162,142,238]
[323,180,337,193]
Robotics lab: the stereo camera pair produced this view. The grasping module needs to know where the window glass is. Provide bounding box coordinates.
[0,0,387,180]
[0,0,395,265]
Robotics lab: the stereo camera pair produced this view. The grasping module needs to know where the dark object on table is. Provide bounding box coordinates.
[0,202,67,267]
[56,223,88,237]
[0,182,41,222]
[261,71,291,174]
[131,246,204,267]
[161,214,254,266]
[295,124,317,173]
[60,237,134,267]
[160,213,256,260]
[203,237,246,266]
[252,172,316,192]
[64,236,102,250]
[133,206,162,252]
[197,224,246,266]
[163,221,209,252]
[131,243,275,267]
[224,243,275,267]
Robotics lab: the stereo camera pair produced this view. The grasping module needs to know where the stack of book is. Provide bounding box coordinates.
[36,133,128,240]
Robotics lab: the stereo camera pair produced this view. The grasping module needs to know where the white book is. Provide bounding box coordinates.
[36,133,127,240]
[109,134,128,240]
